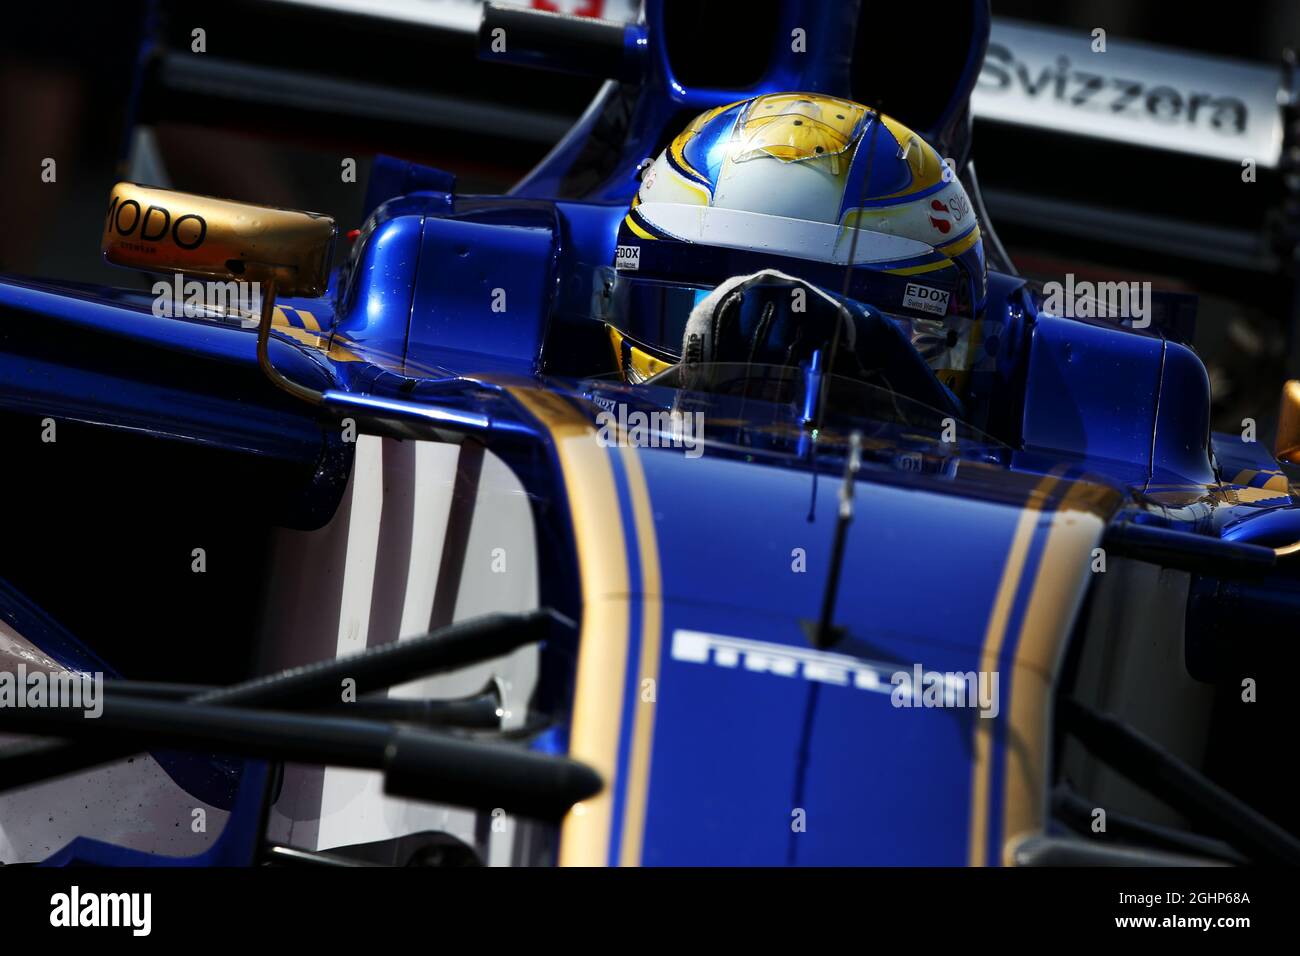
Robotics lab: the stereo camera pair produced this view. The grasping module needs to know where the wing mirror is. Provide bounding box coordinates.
[101,182,337,404]
[1276,380,1300,465]
[102,182,335,295]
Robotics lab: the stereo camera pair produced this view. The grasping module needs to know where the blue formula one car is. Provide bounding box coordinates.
[1,0,1298,868]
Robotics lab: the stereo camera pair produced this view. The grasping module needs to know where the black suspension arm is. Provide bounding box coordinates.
[103,680,506,730]
[0,696,599,820]
[1060,697,1300,865]
[0,610,567,792]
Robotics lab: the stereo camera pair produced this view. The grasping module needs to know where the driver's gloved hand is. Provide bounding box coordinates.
[679,269,962,418]
[681,270,857,372]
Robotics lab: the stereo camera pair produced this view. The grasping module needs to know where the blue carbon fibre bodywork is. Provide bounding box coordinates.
[3,0,1299,867]
[630,453,1028,865]
[0,278,337,459]
[334,201,426,364]
[410,215,558,375]
[1153,340,1217,486]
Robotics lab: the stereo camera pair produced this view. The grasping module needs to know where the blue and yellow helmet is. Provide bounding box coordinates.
[606,92,987,381]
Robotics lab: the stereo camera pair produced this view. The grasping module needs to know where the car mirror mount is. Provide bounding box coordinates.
[101,182,335,405]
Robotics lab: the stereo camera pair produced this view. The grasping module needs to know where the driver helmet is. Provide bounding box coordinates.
[604,92,988,394]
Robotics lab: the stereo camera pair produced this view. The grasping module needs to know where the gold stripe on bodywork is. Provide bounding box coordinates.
[507,386,632,867]
[268,307,364,363]
[968,475,1120,866]
[1230,468,1288,493]
[998,480,1120,864]
[616,445,663,866]
[966,473,1061,866]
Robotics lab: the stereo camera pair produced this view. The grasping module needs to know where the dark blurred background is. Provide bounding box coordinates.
[986,1,1300,441]
[2,0,1299,434]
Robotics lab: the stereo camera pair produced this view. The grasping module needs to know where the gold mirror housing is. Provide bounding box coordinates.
[1276,380,1300,464]
[101,182,336,297]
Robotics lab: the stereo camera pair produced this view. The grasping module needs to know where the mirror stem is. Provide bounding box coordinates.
[256,279,326,406]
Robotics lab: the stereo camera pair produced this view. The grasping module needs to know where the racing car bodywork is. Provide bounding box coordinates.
[1,0,1298,867]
